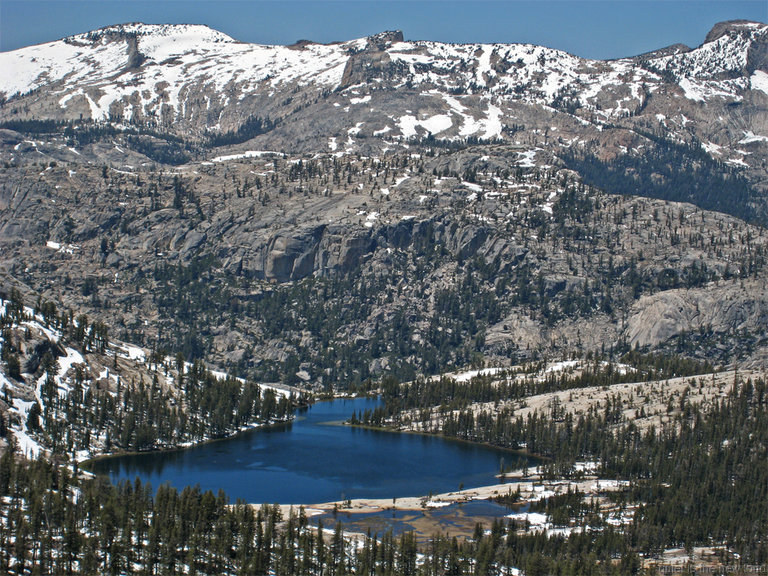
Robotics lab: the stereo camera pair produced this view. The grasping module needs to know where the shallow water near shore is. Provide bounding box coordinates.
[315,499,525,541]
[88,397,532,504]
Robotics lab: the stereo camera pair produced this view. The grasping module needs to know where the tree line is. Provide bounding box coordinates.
[0,291,301,457]
[0,451,644,575]
[357,370,768,562]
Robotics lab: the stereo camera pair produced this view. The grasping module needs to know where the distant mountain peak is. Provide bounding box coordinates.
[1,19,767,166]
[65,22,236,46]
[704,20,766,45]
[366,30,405,50]
[631,43,691,61]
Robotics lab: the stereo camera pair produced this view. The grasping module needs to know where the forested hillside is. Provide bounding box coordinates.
[0,290,302,461]
[0,373,765,574]
[1,17,768,576]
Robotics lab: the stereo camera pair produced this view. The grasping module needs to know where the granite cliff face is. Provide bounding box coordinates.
[1,22,768,385]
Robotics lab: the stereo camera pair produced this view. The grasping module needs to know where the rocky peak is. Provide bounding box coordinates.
[67,22,235,48]
[340,31,406,88]
[631,43,691,61]
[366,30,404,51]
[704,20,766,45]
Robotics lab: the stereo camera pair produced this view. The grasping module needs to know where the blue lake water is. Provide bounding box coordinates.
[88,397,531,504]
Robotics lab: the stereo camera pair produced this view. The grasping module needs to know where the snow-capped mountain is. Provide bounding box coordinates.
[1,23,353,130]
[1,21,766,170]
[3,20,768,387]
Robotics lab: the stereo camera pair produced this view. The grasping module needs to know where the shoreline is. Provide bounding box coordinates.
[80,415,296,468]
[272,470,610,520]
[80,393,588,524]
[345,420,545,462]
[79,395,376,468]
[83,394,552,515]
[81,394,532,470]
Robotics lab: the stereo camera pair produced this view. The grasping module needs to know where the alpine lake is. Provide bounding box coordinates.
[87,397,534,538]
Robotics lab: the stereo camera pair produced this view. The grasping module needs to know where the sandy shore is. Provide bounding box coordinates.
[273,470,615,519]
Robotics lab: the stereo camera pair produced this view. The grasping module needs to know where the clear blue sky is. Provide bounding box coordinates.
[1,1,765,59]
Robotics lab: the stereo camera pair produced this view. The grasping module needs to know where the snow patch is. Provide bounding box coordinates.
[573,461,599,473]
[397,114,452,138]
[450,367,504,382]
[516,150,537,168]
[116,342,147,362]
[483,103,503,139]
[11,399,43,459]
[363,212,379,228]
[544,360,579,374]
[507,512,548,526]
[211,150,278,162]
[751,70,768,95]
[738,131,768,144]
[727,157,749,168]
[594,479,631,490]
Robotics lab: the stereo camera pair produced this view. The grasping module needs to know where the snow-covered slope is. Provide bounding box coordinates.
[1,23,357,128]
[649,20,767,102]
[0,295,297,461]
[0,21,766,168]
[1,21,765,123]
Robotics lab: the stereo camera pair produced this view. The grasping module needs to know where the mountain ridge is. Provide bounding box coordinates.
[2,20,765,125]
[1,19,768,385]
[1,20,766,198]
[6,19,764,60]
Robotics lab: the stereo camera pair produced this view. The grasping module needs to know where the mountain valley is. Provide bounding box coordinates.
[0,18,767,575]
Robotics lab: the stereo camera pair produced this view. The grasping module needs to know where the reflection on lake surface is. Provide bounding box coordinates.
[88,397,533,504]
